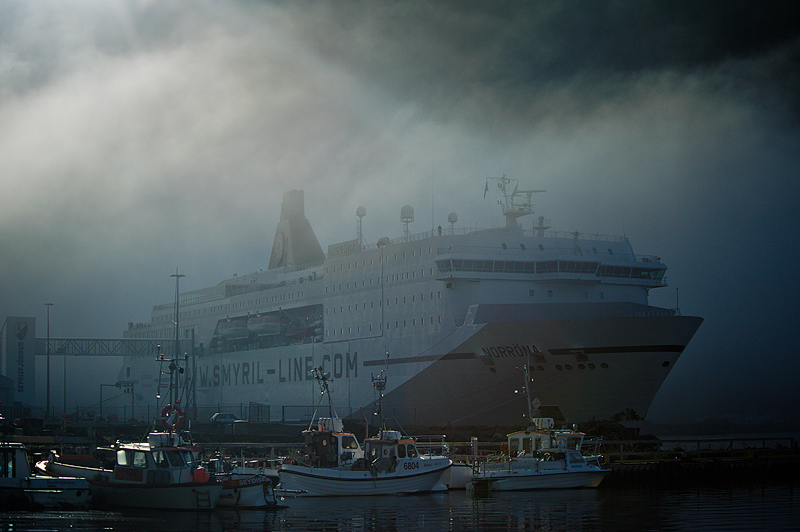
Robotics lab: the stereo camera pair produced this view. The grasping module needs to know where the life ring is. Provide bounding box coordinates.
[161,404,184,431]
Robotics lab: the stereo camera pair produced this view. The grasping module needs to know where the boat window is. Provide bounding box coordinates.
[509,438,520,455]
[152,451,169,468]
[523,437,532,453]
[181,451,196,467]
[407,445,418,458]
[133,451,148,468]
[568,452,586,465]
[397,445,406,459]
[0,450,13,478]
[167,451,185,467]
[117,449,131,466]
[341,435,359,450]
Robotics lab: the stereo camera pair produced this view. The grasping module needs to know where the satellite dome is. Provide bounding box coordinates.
[448,212,458,224]
[356,206,366,218]
[401,205,414,222]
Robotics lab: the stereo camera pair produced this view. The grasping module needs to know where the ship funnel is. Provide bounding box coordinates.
[268,190,325,270]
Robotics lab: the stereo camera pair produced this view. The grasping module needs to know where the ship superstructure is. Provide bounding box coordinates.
[121,180,702,426]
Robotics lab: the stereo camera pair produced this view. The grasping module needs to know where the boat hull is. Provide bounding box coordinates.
[471,468,609,491]
[0,477,89,509]
[278,460,451,497]
[217,475,277,508]
[42,461,222,510]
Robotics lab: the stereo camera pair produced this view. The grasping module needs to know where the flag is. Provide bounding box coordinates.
[484,180,489,199]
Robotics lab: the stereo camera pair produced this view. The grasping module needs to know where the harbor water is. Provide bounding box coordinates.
[2,480,797,531]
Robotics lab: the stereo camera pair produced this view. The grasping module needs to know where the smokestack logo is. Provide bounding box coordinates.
[15,321,28,341]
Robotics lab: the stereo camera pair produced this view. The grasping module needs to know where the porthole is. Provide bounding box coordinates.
[578,364,585,370]
[489,367,497,374]
[662,361,670,367]
[555,365,563,371]
[601,363,609,369]
[565,364,572,370]
[588,363,596,369]
[537,365,544,371]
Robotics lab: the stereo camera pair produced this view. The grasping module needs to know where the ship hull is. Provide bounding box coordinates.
[166,307,701,427]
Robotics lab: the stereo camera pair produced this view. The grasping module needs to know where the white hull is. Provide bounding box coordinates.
[43,460,222,510]
[217,474,278,508]
[470,468,609,491]
[1,476,89,509]
[278,460,450,497]
[442,462,473,490]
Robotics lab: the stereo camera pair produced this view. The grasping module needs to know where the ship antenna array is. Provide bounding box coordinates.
[310,366,337,430]
[486,175,545,230]
[371,351,390,429]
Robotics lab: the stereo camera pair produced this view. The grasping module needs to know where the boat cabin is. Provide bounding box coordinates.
[110,433,205,484]
[363,430,421,473]
[0,443,32,480]
[507,418,586,459]
[302,417,364,468]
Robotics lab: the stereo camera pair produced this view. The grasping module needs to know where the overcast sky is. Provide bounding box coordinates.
[2,0,798,424]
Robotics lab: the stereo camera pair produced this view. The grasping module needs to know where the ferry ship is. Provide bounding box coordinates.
[121,178,702,427]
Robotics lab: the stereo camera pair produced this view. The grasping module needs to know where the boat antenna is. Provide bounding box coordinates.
[309,366,336,430]
[371,351,389,430]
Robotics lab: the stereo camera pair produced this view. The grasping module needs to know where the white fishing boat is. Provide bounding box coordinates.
[38,432,223,510]
[468,368,610,493]
[206,455,284,508]
[468,417,610,492]
[0,442,89,510]
[277,366,451,496]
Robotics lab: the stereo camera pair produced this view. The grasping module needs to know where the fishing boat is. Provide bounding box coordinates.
[38,432,223,510]
[0,442,89,510]
[277,366,451,496]
[206,454,284,508]
[467,365,610,492]
[468,417,610,492]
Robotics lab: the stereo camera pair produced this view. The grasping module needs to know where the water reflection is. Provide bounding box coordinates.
[0,482,797,532]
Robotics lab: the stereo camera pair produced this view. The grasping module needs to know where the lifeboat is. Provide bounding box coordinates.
[247,315,281,336]
[218,320,249,339]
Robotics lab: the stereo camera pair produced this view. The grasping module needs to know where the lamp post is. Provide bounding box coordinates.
[45,303,53,419]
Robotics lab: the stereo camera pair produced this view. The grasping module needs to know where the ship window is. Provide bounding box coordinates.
[397,445,406,458]
[133,451,148,468]
[608,248,613,255]
[601,363,609,369]
[529,290,534,297]
[565,364,573,370]
[412,319,416,326]
[539,244,544,251]
[578,364,585,370]
[662,361,670,367]
[584,292,588,298]
[556,365,563,371]
[588,363,596,369]
[407,445,418,458]
[599,292,604,299]
[502,243,507,249]
[520,244,526,250]
[548,290,553,297]
[537,365,544,371]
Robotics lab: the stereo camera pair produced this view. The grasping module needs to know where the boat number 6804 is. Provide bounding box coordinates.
[403,461,419,470]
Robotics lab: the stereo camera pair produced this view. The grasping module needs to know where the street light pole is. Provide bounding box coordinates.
[45,303,53,419]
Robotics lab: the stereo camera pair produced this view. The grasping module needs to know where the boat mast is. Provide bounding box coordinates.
[371,351,389,430]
